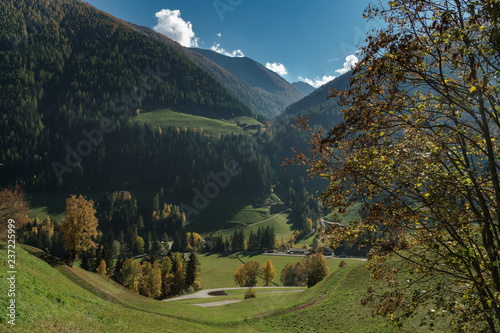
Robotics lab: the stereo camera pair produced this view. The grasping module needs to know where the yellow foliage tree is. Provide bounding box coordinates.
[234,261,262,293]
[150,260,163,298]
[173,261,185,294]
[139,261,161,298]
[96,259,107,275]
[61,195,99,266]
[262,259,277,286]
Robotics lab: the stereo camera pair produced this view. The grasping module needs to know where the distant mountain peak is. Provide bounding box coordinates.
[292,81,315,96]
[190,48,304,117]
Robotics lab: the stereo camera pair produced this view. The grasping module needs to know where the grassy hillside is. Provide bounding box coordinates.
[27,193,105,222]
[0,243,443,332]
[133,109,263,136]
[186,194,297,242]
[0,244,224,332]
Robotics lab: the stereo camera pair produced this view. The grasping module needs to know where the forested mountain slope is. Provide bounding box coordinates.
[0,0,261,191]
[192,48,305,117]
[292,81,315,96]
[281,72,352,128]
[129,22,303,118]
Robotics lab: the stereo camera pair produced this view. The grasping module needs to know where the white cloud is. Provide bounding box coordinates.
[153,9,198,47]
[265,62,288,76]
[335,54,359,75]
[300,54,359,88]
[299,74,336,88]
[210,43,245,57]
[216,32,222,37]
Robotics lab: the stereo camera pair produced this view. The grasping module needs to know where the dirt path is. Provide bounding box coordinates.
[163,286,304,302]
[191,299,243,307]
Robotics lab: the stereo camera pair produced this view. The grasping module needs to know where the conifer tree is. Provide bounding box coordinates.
[185,251,200,290]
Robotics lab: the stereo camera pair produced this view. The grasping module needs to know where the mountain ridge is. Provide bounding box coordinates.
[280,72,352,128]
[292,81,316,96]
[123,21,304,118]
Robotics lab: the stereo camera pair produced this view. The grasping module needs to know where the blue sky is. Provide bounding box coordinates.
[84,0,379,87]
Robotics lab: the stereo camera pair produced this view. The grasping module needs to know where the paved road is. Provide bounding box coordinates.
[163,286,304,302]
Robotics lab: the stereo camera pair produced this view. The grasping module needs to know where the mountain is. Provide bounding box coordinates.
[0,0,270,192]
[280,72,352,128]
[125,23,304,119]
[191,48,305,118]
[292,81,315,96]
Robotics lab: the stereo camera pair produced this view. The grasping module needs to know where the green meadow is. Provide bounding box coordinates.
[133,108,264,136]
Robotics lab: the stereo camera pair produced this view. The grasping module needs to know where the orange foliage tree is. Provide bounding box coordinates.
[61,195,99,266]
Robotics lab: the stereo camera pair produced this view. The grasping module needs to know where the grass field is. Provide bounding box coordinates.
[27,193,105,222]
[0,243,449,332]
[133,109,263,136]
[187,194,286,230]
[198,253,362,289]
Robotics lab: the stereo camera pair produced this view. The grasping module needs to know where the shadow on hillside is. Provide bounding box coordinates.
[23,245,65,267]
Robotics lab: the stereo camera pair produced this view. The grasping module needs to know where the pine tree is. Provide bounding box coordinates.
[185,251,200,290]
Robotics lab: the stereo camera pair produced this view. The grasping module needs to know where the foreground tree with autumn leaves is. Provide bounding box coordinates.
[61,195,99,266]
[288,0,500,331]
[0,185,29,240]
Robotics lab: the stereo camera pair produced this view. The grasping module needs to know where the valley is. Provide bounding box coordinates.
[1,0,494,331]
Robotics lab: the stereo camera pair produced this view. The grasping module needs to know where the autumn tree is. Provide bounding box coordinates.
[305,254,329,287]
[288,0,500,330]
[234,261,262,294]
[136,236,145,253]
[160,256,174,296]
[262,259,277,286]
[280,261,308,286]
[139,260,162,298]
[61,195,99,266]
[120,258,142,293]
[96,259,107,275]
[0,185,29,240]
[139,261,153,297]
[173,261,185,294]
